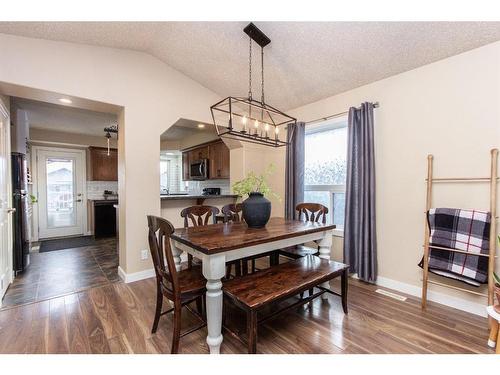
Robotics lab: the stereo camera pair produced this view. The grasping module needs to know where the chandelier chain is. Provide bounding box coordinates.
[261,47,265,105]
[248,37,252,101]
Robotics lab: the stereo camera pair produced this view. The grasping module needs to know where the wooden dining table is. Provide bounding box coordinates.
[170,216,336,354]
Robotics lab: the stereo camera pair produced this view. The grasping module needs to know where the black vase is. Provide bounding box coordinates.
[242,192,271,228]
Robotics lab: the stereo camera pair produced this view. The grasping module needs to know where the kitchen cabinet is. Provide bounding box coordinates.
[181,140,230,180]
[208,141,230,179]
[87,147,118,181]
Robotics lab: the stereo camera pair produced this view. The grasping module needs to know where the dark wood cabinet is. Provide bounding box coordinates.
[208,141,230,179]
[88,147,118,181]
[182,152,190,181]
[181,140,230,181]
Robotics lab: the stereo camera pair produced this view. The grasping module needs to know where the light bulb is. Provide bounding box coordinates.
[242,116,247,125]
[254,120,259,128]
[264,123,269,131]
[275,127,279,134]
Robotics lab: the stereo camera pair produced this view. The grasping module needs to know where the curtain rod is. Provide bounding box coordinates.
[305,102,379,125]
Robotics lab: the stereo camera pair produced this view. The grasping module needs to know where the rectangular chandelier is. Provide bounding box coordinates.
[210,96,296,147]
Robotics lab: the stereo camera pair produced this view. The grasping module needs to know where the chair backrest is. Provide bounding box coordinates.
[147,215,179,299]
[296,203,329,224]
[180,205,219,228]
[222,203,244,223]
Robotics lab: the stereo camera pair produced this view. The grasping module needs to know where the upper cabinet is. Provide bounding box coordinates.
[181,140,230,180]
[208,141,230,179]
[87,147,118,181]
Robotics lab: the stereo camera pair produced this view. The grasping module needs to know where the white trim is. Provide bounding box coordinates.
[373,275,487,317]
[118,266,155,283]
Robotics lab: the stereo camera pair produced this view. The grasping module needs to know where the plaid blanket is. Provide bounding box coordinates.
[418,208,491,286]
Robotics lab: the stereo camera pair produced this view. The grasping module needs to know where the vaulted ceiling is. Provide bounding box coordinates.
[1,22,500,110]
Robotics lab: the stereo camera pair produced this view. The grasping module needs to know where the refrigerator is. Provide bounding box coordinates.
[12,152,30,274]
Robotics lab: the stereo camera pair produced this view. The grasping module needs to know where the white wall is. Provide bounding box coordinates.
[288,41,500,312]
[0,33,221,275]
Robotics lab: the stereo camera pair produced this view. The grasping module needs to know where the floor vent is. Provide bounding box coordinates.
[375,288,407,301]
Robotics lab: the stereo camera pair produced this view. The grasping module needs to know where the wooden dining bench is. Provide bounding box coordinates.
[222,255,349,353]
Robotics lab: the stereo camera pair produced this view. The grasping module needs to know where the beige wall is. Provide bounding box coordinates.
[0,33,220,275]
[30,128,118,148]
[288,41,500,308]
[229,143,285,217]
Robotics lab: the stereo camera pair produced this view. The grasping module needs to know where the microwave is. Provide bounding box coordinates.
[189,159,208,180]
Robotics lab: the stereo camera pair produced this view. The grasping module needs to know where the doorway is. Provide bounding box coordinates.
[0,100,12,302]
[33,146,86,239]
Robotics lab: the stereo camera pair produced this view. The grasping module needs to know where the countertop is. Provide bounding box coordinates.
[160,194,238,201]
[88,198,119,203]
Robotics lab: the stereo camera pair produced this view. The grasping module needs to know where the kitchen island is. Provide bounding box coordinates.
[160,194,238,227]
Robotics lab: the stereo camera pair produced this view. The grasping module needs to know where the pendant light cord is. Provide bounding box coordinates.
[248,37,252,101]
[261,46,265,105]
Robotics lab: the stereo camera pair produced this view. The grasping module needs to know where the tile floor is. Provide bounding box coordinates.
[1,237,118,309]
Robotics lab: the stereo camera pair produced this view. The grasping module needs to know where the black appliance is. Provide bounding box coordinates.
[189,158,208,180]
[94,201,117,238]
[11,152,30,274]
[202,187,221,196]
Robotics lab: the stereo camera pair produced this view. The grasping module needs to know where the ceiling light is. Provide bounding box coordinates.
[197,124,206,129]
[58,98,72,104]
[210,23,295,147]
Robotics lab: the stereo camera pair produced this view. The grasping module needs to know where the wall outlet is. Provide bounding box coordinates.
[141,250,149,260]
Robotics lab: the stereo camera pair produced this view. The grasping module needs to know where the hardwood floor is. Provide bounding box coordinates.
[0,276,492,354]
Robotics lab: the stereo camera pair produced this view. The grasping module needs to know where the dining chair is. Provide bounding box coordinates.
[147,215,206,354]
[180,205,219,267]
[222,203,279,278]
[278,203,329,260]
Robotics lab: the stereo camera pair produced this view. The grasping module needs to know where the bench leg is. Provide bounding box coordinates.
[247,310,257,354]
[341,269,348,314]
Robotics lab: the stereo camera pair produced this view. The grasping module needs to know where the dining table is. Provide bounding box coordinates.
[170,216,336,354]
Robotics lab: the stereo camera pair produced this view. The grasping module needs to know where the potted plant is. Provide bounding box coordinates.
[232,164,279,228]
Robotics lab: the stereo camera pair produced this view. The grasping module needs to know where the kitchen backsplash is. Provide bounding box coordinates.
[87,181,118,199]
[187,179,231,195]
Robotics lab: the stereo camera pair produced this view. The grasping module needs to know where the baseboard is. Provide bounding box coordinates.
[118,266,155,283]
[373,275,487,317]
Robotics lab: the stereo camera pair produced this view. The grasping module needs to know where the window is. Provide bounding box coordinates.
[304,116,348,231]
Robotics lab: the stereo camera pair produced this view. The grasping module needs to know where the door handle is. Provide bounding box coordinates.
[75,199,82,202]
[7,208,16,214]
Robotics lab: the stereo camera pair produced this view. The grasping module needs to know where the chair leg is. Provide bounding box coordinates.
[195,296,203,315]
[341,269,348,314]
[251,259,256,273]
[242,260,249,276]
[235,261,242,277]
[171,305,182,354]
[152,285,163,334]
[225,264,232,279]
[308,288,314,297]
[247,310,257,354]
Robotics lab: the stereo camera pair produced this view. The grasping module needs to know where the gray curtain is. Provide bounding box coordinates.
[285,122,305,220]
[343,102,377,283]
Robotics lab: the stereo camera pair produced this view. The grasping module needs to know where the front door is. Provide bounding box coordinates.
[36,148,85,239]
[0,101,12,302]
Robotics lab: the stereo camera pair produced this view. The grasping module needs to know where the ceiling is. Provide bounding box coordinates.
[160,118,215,141]
[13,97,117,136]
[1,22,500,109]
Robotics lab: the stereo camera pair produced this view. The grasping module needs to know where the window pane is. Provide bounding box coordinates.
[332,192,345,229]
[46,158,75,228]
[304,191,331,223]
[305,126,347,185]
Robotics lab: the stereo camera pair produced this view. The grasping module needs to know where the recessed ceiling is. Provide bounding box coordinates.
[160,118,215,141]
[12,97,117,137]
[1,22,500,109]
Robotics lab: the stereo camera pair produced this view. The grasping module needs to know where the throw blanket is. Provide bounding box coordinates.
[419,208,491,286]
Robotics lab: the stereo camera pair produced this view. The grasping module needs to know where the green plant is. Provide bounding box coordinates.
[29,194,37,204]
[232,164,280,200]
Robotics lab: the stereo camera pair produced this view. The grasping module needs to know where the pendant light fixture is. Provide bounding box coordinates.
[103,124,118,156]
[210,23,296,147]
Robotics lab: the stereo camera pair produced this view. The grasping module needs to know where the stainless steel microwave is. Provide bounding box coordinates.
[189,159,208,180]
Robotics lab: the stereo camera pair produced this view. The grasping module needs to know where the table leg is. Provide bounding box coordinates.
[171,241,182,271]
[318,230,333,300]
[202,254,226,354]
